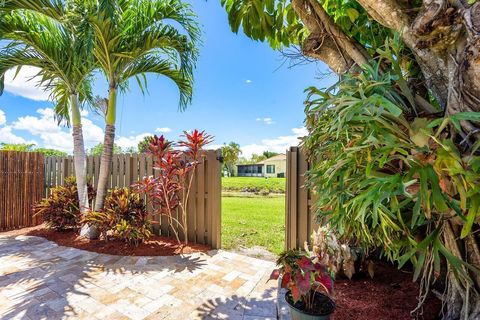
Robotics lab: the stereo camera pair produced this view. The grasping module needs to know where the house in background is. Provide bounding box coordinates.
[236,154,286,178]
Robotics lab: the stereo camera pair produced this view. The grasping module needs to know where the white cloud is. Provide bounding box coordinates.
[81,118,104,147]
[1,107,169,153]
[116,132,152,150]
[0,126,37,145]
[205,144,223,151]
[155,127,172,133]
[11,107,104,152]
[13,109,72,152]
[0,109,37,145]
[245,79,252,84]
[291,127,308,136]
[4,66,51,101]
[240,126,307,158]
[256,117,274,125]
[0,109,6,126]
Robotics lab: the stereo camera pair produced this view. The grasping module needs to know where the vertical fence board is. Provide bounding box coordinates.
[94,156,100,188]
[193,158,204,243]
[118,155,125,188]
[297,150,309,247]
[125,155,132,187]
[205,152,214,246]
[287,147,298,249]
[212,150,222,249]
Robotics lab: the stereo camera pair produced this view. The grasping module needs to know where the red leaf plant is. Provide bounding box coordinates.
[133,130,213,244]
[270,250,334,312]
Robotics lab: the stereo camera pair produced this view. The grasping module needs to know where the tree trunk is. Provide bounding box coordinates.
[94,123,115,211]
[70,94,89,214]
[94,87,117,212]
[442,222,480,319]
[82,88,117,239]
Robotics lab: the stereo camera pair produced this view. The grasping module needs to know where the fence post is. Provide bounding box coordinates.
[285,147,313,250]
[212,149,222,249]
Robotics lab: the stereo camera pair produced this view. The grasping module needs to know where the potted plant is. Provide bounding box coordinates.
[271,250,336,320]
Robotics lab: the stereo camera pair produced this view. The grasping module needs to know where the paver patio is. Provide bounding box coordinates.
[0,235,277,320]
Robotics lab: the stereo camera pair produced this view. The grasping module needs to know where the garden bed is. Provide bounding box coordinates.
[5,225,211,256]
[332,262,441,320]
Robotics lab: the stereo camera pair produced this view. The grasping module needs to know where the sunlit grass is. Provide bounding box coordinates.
[222,196,285,255]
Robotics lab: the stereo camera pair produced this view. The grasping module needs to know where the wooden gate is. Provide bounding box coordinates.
[45,151,222,248]
[0,151,45,231]
[285,146,318,250]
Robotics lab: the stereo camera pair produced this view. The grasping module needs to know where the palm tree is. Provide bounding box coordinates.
[0,4,95,215]
[79,0,200,219]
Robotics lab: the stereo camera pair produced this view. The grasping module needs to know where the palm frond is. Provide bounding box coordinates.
[0,8,96,124]
[122,55,192,108]
[0,0,65,20]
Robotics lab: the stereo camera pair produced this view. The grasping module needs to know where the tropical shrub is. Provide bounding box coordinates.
[34,177,95,230]
[303,37,480,315]
[82,211,115,241]
[304,226,369,280]
[270,250,334,313]
[83,188,151,245]
[134,130,213,244]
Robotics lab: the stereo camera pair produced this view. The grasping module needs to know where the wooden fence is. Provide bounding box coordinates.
[0,151,45,231]
[45,151,222,248]
[285,147,318,250]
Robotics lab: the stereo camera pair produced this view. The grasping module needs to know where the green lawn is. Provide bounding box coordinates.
[222,196,285,254]
[222,177,286,193]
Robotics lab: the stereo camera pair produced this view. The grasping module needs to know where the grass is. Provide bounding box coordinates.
[222,177,286,193]
[222,196,285,255]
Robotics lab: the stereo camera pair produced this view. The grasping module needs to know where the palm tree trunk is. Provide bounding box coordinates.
[82,89,116,239]
[94,87,117,212]
[69,94,89,214]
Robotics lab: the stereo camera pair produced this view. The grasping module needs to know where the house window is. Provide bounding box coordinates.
[266,165,275,174]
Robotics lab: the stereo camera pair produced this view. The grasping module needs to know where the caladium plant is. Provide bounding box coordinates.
[133,130,213,244]
[270,250,334,312]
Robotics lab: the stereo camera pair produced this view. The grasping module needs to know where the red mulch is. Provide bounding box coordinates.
[332,262,442,320]
[4,225,211,256]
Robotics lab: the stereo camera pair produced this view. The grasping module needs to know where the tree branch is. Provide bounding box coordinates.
[357,0,450,109]
[291,0,370,74]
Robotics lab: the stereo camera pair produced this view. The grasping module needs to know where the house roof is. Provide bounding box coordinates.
[258,154,286,164]
[237,163,264,167]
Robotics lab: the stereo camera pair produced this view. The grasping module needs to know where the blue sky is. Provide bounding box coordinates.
[0,1,336,158]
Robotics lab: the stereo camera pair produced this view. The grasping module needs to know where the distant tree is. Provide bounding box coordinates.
[262,151,279,159]
[89,143,122,156]
[251,153,267,163]
[237,156,249,164]
[124,147,137,154]
[0,143,35,151]
[34,148,68,157]
[137,136,154,153]
[0,143,67,156]
[221,142,242,176]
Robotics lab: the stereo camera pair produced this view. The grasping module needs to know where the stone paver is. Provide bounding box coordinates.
[0,235,277,320]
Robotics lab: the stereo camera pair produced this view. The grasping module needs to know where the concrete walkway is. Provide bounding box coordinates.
[0,235,277,320]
